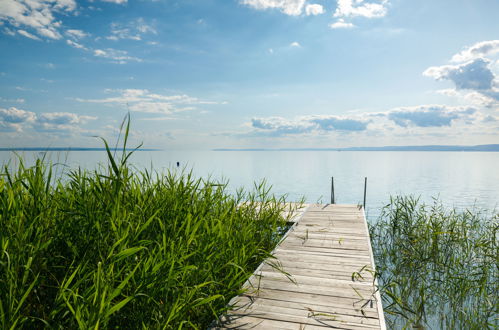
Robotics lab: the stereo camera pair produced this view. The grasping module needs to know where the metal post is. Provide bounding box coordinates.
[363,177,367,210]
[331,177,335,204]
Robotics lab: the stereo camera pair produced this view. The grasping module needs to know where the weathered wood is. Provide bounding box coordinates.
[212,204,386,329]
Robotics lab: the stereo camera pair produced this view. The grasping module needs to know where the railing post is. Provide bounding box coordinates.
[363,177,367,210]
[331,177,335,204]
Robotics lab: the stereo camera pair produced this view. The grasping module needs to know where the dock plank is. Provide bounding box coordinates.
[212,204,386,329]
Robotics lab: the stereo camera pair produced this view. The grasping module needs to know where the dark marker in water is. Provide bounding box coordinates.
[176,161,180,167]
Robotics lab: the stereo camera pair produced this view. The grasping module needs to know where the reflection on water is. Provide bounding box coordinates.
[1,150,498,216]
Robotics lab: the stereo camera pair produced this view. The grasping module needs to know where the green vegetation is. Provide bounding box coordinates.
[0,130,297,328]
[370,196,498,329]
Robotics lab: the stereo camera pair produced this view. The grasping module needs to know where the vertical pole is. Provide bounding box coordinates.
[363,177,367,210]
[331,177,335,204]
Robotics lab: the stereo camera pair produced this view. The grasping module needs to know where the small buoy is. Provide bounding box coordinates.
[176,161,180,167]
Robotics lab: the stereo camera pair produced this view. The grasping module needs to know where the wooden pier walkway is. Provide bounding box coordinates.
[214,204,386,329]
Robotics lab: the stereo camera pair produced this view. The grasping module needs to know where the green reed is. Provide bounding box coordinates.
[0,123,298,329]
[369,196,498,329]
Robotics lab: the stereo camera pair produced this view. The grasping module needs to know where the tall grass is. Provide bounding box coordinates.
[370,196,498,329]
[0,126,297,328]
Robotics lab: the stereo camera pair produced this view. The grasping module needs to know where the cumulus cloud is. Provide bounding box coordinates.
[0,107,36,131]
[0,0,76,40]
[424,58,494,91]
[329,19,355,29]
[309,115,369,131]
[33,112,96,133]
[251,117,313,135]
[241,0,307,16]
[0,107,95,134]
[37,112,95,125]
[290,41,301,47]
[451,40,499,63]
[305,4,324,15]
[424,39,499,109]
[76,89,223,115]
[334,0,388,18]
[249,115,370,136]
[436,89,499,108]
[383,105,477,128]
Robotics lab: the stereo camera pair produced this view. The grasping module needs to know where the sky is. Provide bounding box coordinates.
[0,0,498,149]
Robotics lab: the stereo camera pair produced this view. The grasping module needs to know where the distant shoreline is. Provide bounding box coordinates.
[213,144,499,152]
[0,147,161,152]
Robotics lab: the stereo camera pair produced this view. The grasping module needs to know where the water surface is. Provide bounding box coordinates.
[1,150,498,217]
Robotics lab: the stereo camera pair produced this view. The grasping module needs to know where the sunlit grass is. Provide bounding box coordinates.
[0,119,298,329]
[370,196,498,329]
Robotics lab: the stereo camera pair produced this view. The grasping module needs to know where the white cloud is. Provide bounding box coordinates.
[66,29,88,39]
[329,18,355,29]
[241,0,307,16]
[382,105,477,128]
[93,48,142,64]
[451,40,499,63]
[305,4,324,15]
[76,89,224,115]
[249,114,370,136]
[290,41,301,47]
[237,103,486,139]
[34,112,96,134]
[0,107,36,132]
[101,0,127,4]
[436,89,499,108]
[0,97,25,103]
[66,39,88,50]
[66,39,141,65]
[37,27,61,39]
[0,107,36,123]
[424,58,495,91]
[4,27,16,36]
[106,18,157,41]
[37,112,95,125]
[0,107,96,134]
[0,0,76,40]
[334,0,388,18]
[17,29,41,40]
[425,40,499,109]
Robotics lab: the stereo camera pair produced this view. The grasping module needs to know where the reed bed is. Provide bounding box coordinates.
[369,196,498,329]
[0,141,297,328]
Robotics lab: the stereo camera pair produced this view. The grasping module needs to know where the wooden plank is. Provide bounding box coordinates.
[224,308,380,329]
[213,204,385,329]
[229,302,381,326]
[231,295,379,319]
[259,265,374,283]
[243,278,376,300]
[274,246,370,262]
[235,289,377,312]
[265,258,373,271]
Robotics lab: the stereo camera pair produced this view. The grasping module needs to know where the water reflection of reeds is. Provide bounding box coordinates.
[370,196,498,329]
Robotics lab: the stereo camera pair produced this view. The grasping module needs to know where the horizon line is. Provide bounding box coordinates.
[213,144,499,152]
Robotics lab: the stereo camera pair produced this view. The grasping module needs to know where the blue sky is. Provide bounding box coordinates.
[0,0,498,149]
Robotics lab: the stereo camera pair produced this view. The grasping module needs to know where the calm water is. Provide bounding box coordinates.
[1,150,498,218]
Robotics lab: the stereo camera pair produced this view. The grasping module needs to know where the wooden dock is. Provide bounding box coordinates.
[213,204,386,329]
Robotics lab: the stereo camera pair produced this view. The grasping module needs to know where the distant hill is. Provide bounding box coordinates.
[214,144,499,152]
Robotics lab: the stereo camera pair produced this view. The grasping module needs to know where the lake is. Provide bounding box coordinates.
[1,150,498,218]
